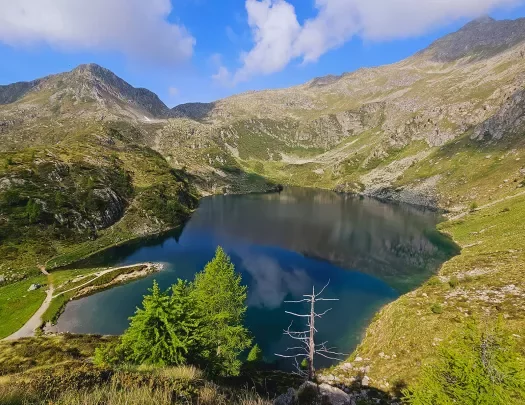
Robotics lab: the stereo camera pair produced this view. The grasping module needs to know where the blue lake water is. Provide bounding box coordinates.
[56,187,458,368]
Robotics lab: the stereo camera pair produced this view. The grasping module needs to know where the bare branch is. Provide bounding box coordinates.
[284,298,311,303]
[315,279,331,298]
[315,308,333,317]
[275,353,308,358]
[285,311,310,318]
[317,352,345,361]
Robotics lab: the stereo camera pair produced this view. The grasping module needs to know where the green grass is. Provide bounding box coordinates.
[0,275,47,339]
[0,334,115,376]
[43,265,149,324]
[323,194,525,390]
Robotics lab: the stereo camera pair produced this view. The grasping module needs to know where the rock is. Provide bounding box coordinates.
[274,388,297,405]
[0,275,5,284]
[319,384,351,405]
[27,284,41,291]
[297,381,320,405]
[361,376,370,387]
[354,357,363,362]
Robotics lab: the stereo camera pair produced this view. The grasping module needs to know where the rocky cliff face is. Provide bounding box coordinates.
[472,87,525,141]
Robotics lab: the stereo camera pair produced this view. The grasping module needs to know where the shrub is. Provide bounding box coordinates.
[247,344,263,364]
[404,320,525,404]
[431,303,443,314]
[469,202,479,212]
[448,276,460,288]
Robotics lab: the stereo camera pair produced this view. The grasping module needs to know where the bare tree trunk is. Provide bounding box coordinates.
[276,280,344,381]
[308,286,316,380]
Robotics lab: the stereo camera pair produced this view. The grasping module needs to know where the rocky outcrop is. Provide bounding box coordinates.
[90,188,126,230]
[472,88,525,141]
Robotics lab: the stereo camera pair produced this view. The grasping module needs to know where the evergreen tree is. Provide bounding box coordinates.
[118,280,199,366]
[405,320,525,405]
[192,247,252,376]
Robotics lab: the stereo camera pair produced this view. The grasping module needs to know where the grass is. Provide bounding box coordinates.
[0,334,116,376]
[323,193,525,390]
[42,265,150,325]
[0,275,47,339]
[0,335,277,405]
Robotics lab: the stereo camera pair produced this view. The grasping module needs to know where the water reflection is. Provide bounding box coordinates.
[55,187,458,368]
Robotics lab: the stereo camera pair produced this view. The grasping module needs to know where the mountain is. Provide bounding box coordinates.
[1,16,525,391]
[420,16,525,62]
[0,63,169,121]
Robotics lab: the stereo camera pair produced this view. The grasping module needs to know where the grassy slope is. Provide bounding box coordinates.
[0,336,297,404]
[315,130,525,390]
[0,275,47,339]
[0,122,199,338]
[329,194,525,389]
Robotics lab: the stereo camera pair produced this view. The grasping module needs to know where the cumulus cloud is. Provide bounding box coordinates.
[0,0,195,66]
[232,0,520,82]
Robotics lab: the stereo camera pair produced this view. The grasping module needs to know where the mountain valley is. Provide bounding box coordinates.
[1,16,525,399]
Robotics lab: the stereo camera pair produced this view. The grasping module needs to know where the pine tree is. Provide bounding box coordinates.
[118,280,199,366]
[192,247,252,376]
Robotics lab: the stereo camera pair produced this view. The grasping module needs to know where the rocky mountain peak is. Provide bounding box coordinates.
[65,64,169,118]
[419,16,525,62]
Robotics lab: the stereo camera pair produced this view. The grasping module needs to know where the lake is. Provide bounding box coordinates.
[55,187,458,368]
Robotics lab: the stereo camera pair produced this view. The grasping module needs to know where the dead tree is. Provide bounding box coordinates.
[275,280,345,380]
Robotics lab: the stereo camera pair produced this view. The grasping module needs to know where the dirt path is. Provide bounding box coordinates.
[4,266,54,340]
[3,262,160,341]
[53,262,158,298]
[449,190,525,221]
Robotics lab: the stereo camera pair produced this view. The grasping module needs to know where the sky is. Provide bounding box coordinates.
[1,0,525,107]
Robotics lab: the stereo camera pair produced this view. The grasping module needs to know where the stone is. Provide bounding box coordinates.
[297,381,320,405]
[27,284,41,292]
[274,388,297,405]
[361,376,370,387]
[354,357,363,362]
[319,384,351,405]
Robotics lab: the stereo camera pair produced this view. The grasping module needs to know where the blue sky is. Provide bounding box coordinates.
[1,0,525,107]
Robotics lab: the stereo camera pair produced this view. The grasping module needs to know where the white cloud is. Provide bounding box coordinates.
[233,0,521,82]
[0,0,195,66]
[234,0,301,83]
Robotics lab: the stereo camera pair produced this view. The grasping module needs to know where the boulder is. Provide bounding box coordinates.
[297,381,320,405]
[274,388,297,405]
[27,284,41,291]
[319,384,351,405]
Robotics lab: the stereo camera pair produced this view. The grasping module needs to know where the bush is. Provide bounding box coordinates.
[448,276,459,288]
[247,344,263,364]
[469,202,478,212]
[431,303,443,314]
[404,320,525,404]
